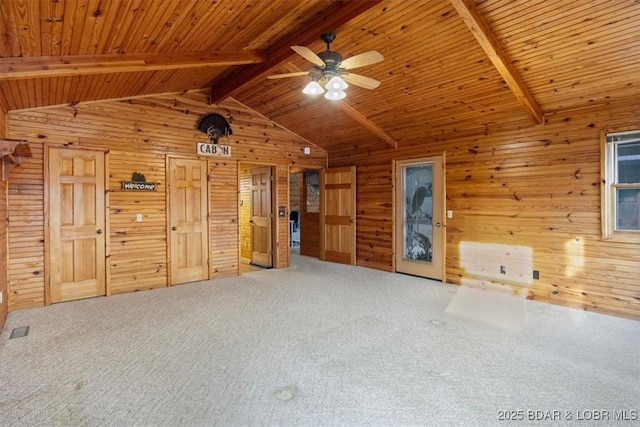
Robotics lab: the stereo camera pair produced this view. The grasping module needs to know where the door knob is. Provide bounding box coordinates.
[97,229,103,234]
[435,222,441,228]
[171,226,177,231]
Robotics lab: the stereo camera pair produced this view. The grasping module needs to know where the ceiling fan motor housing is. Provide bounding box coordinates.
[318,50,343,70]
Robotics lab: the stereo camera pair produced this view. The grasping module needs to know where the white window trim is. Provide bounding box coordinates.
[601,130,640,243]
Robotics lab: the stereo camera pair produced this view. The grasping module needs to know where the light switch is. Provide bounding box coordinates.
[447,210,453,219]
[136,213,143,222]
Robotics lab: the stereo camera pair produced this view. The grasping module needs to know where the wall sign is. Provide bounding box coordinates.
[197,142,231,157]
[121,172,157,191]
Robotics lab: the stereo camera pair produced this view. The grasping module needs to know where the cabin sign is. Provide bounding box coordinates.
[197,142,231,157]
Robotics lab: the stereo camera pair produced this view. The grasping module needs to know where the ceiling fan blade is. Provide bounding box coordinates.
[342,73,380,90]
[291,46,325,67]
[266,71,310,79]
[340,51,384,70]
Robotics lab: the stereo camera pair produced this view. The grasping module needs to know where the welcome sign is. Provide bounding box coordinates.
[197,142,231,157]
[121,172,157,191]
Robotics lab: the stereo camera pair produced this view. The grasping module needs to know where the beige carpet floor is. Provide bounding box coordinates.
[1,253,639,426]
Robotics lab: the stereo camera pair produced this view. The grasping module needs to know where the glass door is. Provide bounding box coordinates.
[395,156,444,280]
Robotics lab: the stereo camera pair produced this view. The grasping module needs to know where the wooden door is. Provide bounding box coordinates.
[320,166,356,265]
[250,167,272,267]
[394,156,445,280]
[48,148,106,303]
[168,158,210,285]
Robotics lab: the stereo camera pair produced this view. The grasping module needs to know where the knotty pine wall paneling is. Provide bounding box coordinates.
[209,157,240,278]
[5,91,326,311]
[330,99,640,320]
[0,103,7,328]
[108,150,167,295]
[239,164,252,262]
[0,170,6,329]
[290,172,301,211]
[275,164,289,268]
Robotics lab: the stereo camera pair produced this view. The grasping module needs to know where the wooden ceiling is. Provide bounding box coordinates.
[1,0,638,154]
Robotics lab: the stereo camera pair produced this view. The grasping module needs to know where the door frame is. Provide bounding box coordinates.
[393,154,446,282]
[44,145,109,305]
[238,161,277,272]
[166,155,211,285]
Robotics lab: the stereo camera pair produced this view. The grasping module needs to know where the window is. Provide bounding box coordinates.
[602,130,640,241]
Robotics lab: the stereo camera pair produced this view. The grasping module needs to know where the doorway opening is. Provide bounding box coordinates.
[290,169,322,259]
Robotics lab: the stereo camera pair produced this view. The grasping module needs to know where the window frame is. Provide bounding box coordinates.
[601,129,640,243]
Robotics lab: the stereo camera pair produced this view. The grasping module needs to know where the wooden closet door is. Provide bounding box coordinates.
[168,157,210,285]
[48,148,106,303]
[319,166,356,265]
[250,167,272,268]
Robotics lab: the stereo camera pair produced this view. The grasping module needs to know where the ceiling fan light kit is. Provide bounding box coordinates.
[325,89,346,100]
[326,75,348,91]
[302,80,324,95]
[268,32,384,101]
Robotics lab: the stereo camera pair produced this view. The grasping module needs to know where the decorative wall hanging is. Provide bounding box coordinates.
[197,113,233,144]
[121,171,157,191]
[1,138,32,181]
[196,113,233,157]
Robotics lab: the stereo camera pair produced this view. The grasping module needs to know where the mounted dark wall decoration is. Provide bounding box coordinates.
[197,113,233,144]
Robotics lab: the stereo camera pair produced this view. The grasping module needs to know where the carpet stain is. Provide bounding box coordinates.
[427,370,451,378]
[274,385,297,402]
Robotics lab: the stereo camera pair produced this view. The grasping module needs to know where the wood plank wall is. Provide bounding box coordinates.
[5,91,326,310]
[330,99,640,320]
[290,173,301,211]
[239,164,251,262]
[275,164,290,268]
[0,103,7,328]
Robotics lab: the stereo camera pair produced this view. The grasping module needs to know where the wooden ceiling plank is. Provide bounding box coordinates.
[208,0,383,104]
[131,1,179,53]
[66,0,91,54]
[90,0,127,55]
[75,0,102,54]
[0,50,267,81]
[0,1,19,57]
[104,0,144,54]
[164,1,224,52]
[39,0,61,56]
[122,0,165,54]
[10,0,41,57]
[449,0,545,125]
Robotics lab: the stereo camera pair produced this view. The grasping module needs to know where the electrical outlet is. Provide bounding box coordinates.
[500,265,506,274]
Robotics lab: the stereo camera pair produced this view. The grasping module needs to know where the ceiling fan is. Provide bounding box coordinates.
[267,32,384,100]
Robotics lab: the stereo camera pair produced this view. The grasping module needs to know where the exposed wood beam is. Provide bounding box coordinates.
[337,102,398,148]
[209,0,383,104]
[280,63,397,148]
[0,51,267,80]
[449,0,545,125]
